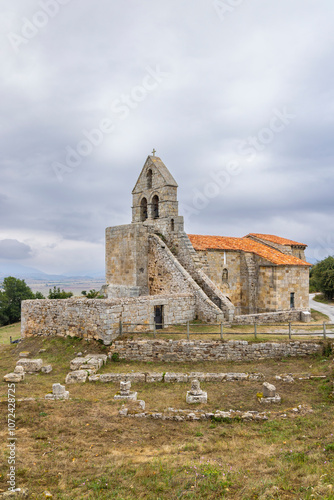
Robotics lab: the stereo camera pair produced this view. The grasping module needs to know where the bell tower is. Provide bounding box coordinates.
[132,153,184,236]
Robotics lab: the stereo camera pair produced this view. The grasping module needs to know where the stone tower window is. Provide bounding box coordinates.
[222,268,228,283]
[171,219,175,231]
[147,169,152,189]
[140,197,148,221]
[152,195,159,219]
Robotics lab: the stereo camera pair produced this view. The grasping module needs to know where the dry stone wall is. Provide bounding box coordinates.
[109,339,323,362]
[21,294,196,344]
[148,234,224,323]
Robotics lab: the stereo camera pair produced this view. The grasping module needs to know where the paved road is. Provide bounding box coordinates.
[309,293,334,323]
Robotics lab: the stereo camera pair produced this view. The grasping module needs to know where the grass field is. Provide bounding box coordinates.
[0,323,21,344]
[0,334,333,499]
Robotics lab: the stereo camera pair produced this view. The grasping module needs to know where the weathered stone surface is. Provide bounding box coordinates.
[19,352,30,358]
[45,383,69,400]
[165,372,189,383]
[186,379,207,404]
[146,372,163,382]
[108,340,322,362]
[65,370,88,384]
[263,382,276,397]
[16,358,43,372]
[41,365,52,374]
[4,372,24,383]
[259,394,281,404]
[114,392,137,401]
[14,366,25,374]
[275,374,294,383]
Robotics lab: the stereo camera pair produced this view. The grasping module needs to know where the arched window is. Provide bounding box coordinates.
[222,268,228,283]
[140,197,148,221]
[152,195,159,219]
[147,169,152,189]
[171,219,175,232]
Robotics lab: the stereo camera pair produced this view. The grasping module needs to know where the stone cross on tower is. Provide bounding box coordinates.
[152,149,156,157]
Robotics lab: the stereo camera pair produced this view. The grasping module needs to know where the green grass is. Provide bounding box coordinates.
[0,322,21,344]
[0,335,334,498]
[313,294,334,305]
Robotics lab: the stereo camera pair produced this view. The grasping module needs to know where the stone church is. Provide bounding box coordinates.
[22,153,311,342]
[104,153,311,325]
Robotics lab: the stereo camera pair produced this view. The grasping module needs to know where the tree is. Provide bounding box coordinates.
[310,256,334,300]
[0,276,41,326]
[48,286,73,299]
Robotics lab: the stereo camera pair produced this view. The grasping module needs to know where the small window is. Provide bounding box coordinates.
[140,197,148,221]
[147,169,152,189]
[171,219,175,232]
[152,195,159,219]
[290,292,295,309]
[222,268,228,283]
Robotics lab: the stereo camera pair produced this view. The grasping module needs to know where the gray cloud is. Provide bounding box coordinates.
[0,239,32,260]
[0,0,333,274]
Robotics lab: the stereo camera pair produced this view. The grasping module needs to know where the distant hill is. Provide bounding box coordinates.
[0,261,103,281]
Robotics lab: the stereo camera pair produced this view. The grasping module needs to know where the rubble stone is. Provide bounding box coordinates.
[16,358,43,372]
[65,370,88,384]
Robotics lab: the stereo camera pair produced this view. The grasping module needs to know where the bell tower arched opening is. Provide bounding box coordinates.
[152,195,159,219]
[140,197,148,221]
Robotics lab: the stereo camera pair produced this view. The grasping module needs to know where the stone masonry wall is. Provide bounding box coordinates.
[257,266,309,312]
[105,224,149,296]
[233,309,304,325]
[110,339,324,362]
[148,234,224,323]
[21,294,196,345]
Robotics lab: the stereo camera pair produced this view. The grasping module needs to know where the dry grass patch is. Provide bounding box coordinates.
[0,335,333,499]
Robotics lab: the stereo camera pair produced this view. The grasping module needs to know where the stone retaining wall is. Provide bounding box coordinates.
[110,339,324,362]
[21,294,195,345]
[233,310,307,325]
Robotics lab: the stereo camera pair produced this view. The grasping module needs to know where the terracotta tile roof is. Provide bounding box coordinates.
[188,234,311,267]
[246,233,307,247]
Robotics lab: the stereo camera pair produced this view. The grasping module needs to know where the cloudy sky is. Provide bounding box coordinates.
[0,0,333,276]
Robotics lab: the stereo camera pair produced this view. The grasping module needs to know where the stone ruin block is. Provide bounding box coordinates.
[45,383,69,400]
[259,382,281,404]
[65,370,88,384]
[16,359,43,373]
[119,400,145,416]
[4,371,25,383]
[41,365,53,374]
[186,379,207,404]
[114,380,137,401]
[19,351,30,358]
[165,372,189,383]
[263,382,276,397]
[70,353,107,371]
[146,372,163,382]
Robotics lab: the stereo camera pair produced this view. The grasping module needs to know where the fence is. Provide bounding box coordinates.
[118,320,334,341]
